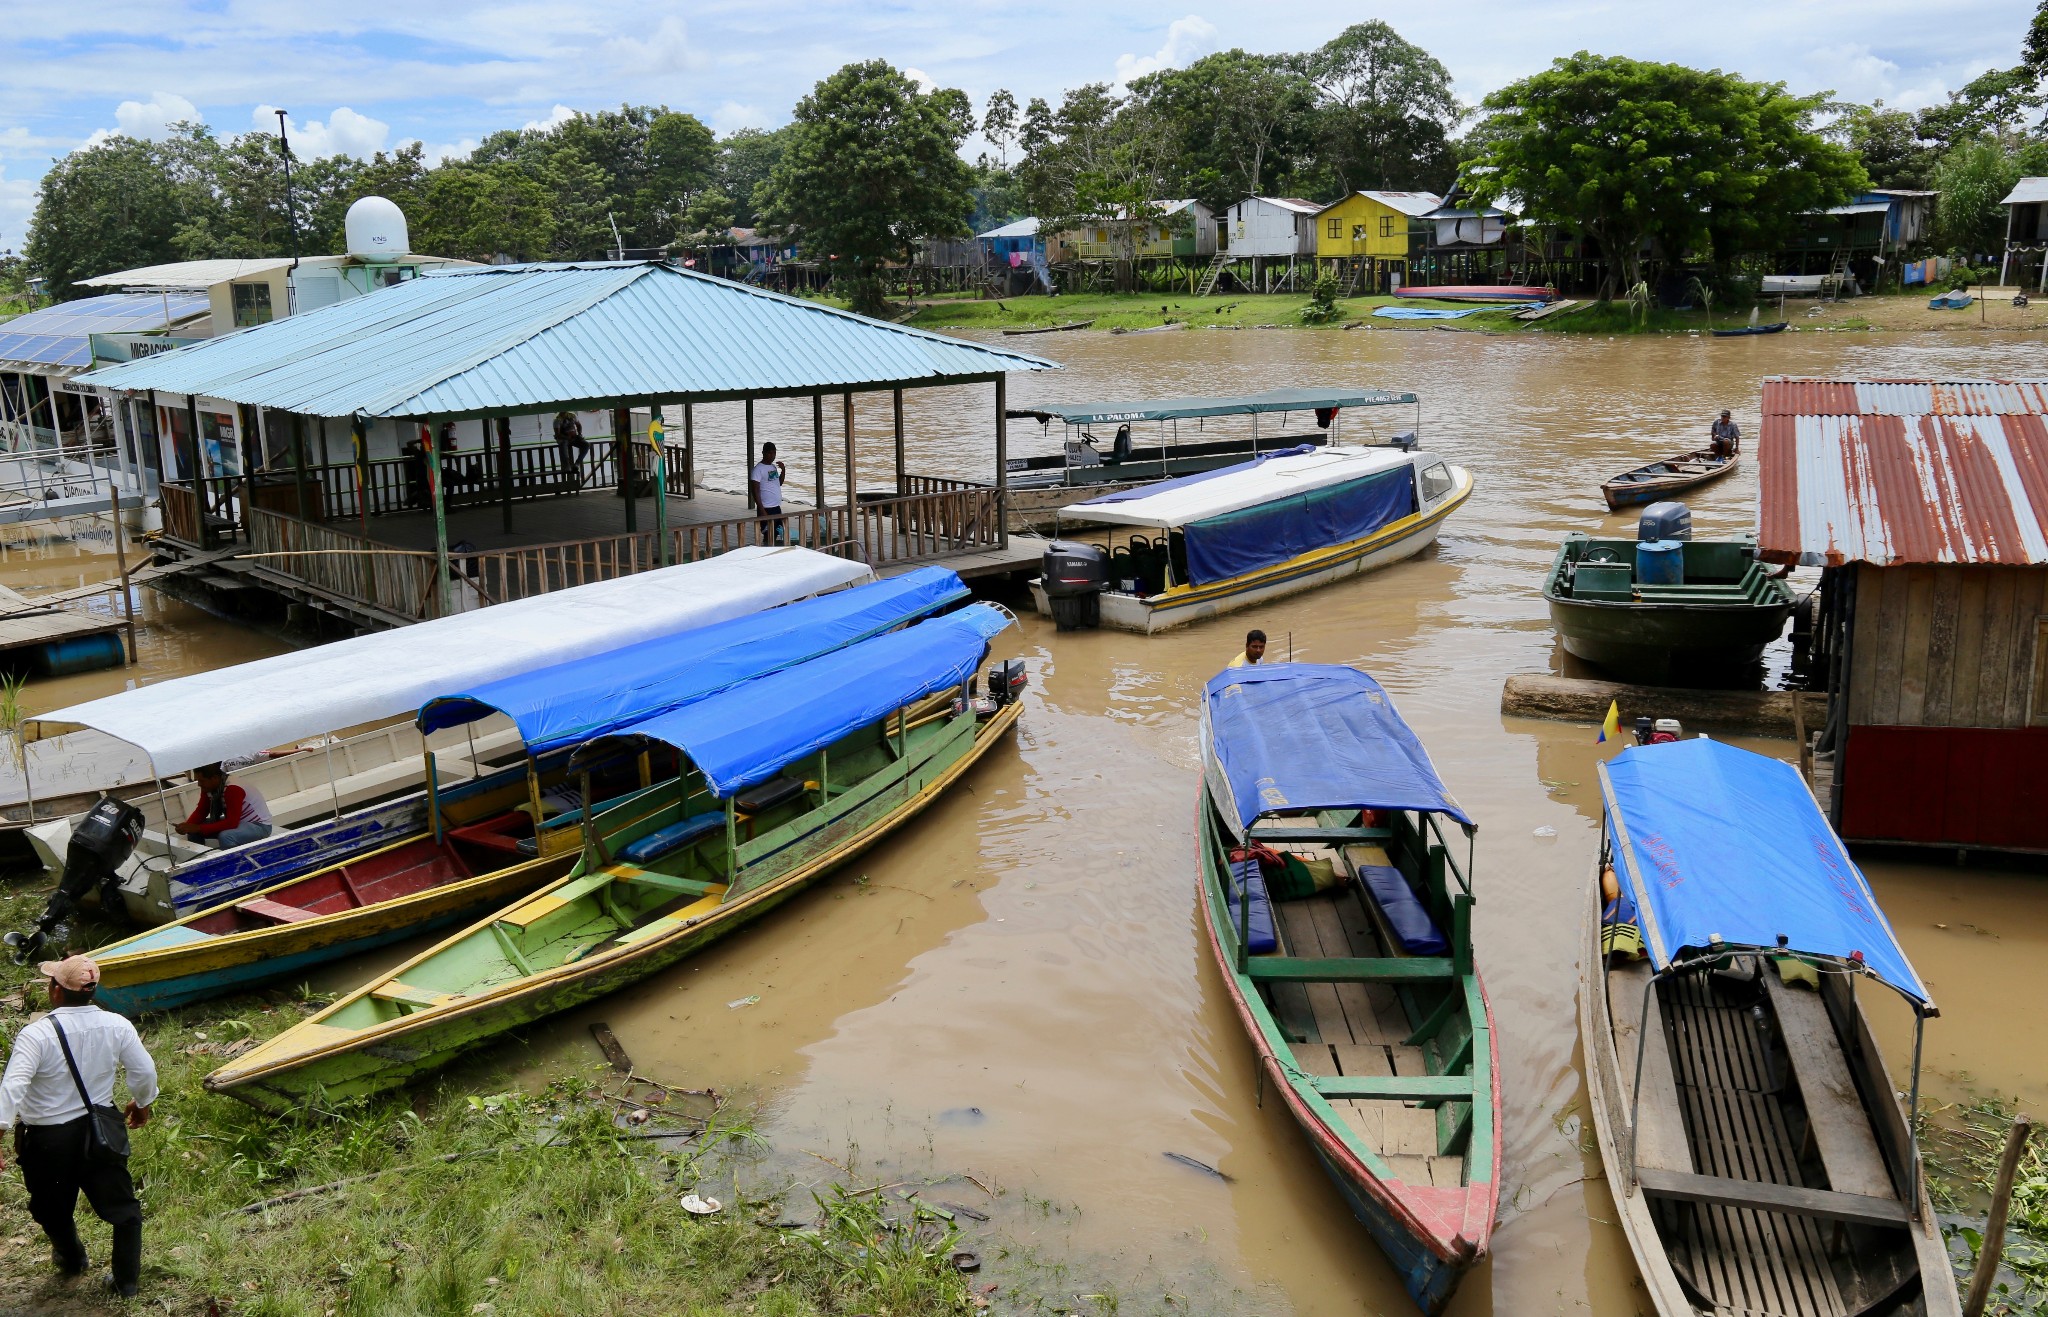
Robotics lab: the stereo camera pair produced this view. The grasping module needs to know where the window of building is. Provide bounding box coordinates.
[1380,215,1398,238]
[231,282,273,328]
[1095,228,1108,243]
[1352,223,1366,241]
[1420,462,1455,502]
[1327,217,1341,239]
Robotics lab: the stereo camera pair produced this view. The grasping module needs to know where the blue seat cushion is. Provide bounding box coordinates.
[1225,856,1278,955]
[1356,863,1447,955]
[617,811,727,866]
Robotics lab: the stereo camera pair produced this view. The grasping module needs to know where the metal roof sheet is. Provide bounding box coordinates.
[0,293,210,369]
[77,262,1056,416]
[2000,177,2048,206]
[1333,191,1445,218]
[76,258,296,290]
[1757,377,2048,566]
[978,218,1040,239]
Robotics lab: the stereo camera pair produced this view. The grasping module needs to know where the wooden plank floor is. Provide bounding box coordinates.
[1271,869,1461,1189]
[1661,972,1848,1317]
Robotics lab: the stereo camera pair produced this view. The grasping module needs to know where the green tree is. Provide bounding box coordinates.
[759,60,975,316]
[982,89,1019,168]
[674,187,736,261]
[644,111,717,234]
[1470,53,1864,299]
[1933,137,2025,254]
[1130,50,1319,211]
[1917,67,2043,150]
[715,128,790,226]
[1017,82,1180,289]
[24,136,190,295]
[1309,21,1459,192]
[414,163,557,262]
[1829,102,1936,190]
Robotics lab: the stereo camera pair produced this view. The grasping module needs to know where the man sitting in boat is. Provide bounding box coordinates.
[1227,630,1267,668]
[1709,410,1740,458]
[174,765,273,851]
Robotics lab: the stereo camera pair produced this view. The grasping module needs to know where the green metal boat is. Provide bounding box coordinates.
[206,607,1022,1109]
[1543,531,1795,684]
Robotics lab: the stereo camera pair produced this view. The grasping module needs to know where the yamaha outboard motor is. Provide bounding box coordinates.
[4,795,145,964]
[1040,540,1108,631]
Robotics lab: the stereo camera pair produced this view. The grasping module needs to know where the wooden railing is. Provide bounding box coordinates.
[159,478,247,548]
[308,438,688,521]
[234,482,1003,624]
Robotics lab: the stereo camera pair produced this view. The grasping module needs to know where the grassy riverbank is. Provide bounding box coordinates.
[891,290,2048,337]
[0,969,986,1315]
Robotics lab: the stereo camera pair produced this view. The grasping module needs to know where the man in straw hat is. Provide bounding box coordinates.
[0,955,156,1298]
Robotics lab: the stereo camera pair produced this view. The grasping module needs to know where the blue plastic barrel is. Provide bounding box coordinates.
[1636,541,1685,587]
[32,633,127,677]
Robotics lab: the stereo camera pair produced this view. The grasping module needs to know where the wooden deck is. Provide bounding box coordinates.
[0,582,126,664]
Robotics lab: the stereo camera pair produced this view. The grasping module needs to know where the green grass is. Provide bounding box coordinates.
[0,967,981,1315]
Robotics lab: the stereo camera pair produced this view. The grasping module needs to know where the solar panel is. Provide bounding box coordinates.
[0,292,209,365]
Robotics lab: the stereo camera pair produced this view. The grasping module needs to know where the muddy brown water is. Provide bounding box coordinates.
[18,329,2048,1313]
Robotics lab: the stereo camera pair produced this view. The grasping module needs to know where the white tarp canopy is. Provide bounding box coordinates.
[1058,446,1416,529]
[33,546,871,775]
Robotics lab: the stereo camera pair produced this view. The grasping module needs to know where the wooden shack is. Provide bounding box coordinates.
[1758,377,2048,854]
[1312,191,1442,292]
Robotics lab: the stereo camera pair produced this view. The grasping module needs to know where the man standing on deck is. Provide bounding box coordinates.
[0,955,157,1299]
[750,443,788,545]
[1709,410,1740,458]
[1228,630,1267,668]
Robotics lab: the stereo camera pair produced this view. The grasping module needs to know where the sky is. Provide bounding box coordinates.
[0,0,2037,251]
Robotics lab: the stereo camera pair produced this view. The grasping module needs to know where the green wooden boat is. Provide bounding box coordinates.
[1543,532,1795,683]
[207,608,1022,1108]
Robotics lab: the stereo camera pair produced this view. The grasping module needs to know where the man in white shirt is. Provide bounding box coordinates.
[748,442,788,544]
[0,955,156,1298]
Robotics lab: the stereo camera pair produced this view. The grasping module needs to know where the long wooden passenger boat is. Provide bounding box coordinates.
[21,547,873,927]
[1543,527,1794,683]
[206,604,1024,1108]
[1197,664,1497,1314]
[1600,449,1739,510]
[88,568,975,1011]
[1582,739,1957,1317]
[1004,388,1418,494]
[1030,442,1471,634]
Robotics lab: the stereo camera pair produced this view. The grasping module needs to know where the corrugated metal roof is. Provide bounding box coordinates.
[78,262,1057,417]
[2000,177,2048,206]
[76,258,296,290]
[1757,377,2048,566]
[1348,191,1445,218]
[978,218,1039,239]
[0,293,210,370]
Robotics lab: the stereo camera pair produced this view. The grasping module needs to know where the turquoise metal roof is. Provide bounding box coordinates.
[77,262,1056,417]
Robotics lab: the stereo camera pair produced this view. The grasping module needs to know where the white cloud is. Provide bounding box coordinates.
[256,104,391,158]
[606,16,699,77]
[0,162,36,251]
[1112,15,1218,86]
[81,91,200,148]
[417,137,480,164]
[903,66,938,93]
[710,101,768,135]
[522,104,577,134]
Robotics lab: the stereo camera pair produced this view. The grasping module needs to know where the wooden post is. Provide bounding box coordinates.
[109,487,134,663]
[425,419,452,617]
[613,406,637,532]
[351,415,369,534]
[241,404,261,536]
[744,399,756,509]
[182,394,202,537]
[649,399,669,567]
[682,400,695,499]
[994,374,1008,549]
[812,392,825,510]
[842,391,856,514]
[1964,1114,2033,1317]
[496,416,513,533]
[892,387,906,496]
[289,412,309,520]
[316,416,331,518]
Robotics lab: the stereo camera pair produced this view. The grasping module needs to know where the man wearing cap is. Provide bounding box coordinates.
[0,955,156,1298]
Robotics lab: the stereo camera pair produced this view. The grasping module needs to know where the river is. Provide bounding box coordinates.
[16,326,2048,1314]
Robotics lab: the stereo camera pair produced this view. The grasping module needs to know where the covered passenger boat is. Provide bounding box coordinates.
[1004,387,1419,499]
[89,569,967,1013]
[1197,664,1497,1314]
[18,547,869,932]
[206,603,1025,1107]
[1582,739,1956,1317]
[1030,442,1471,633]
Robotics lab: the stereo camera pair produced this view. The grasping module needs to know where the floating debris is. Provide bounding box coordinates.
[1163,1151,1233,1182]
[727,995,760,1010]
[680,1192,722,1215]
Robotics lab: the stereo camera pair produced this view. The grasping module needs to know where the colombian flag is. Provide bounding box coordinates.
[1597,699,1620,744]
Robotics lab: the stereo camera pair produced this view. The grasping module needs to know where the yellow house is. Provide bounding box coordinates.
[1312,190,1442,288]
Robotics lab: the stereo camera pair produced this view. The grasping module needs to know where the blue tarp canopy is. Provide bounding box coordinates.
[1371,307,1485,321]
[1183,464,1414,584]
[416,567,967,752]
[590,603,1012,797]
[1600,739,1930,1007]
[1201,664,1470,835]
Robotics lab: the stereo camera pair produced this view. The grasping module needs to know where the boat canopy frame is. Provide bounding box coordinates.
[1010,387,1423,475]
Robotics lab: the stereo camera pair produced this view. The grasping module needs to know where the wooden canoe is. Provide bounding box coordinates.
[1198,800,1499,1314]
[1710,322,1788,336]
[1579,873,1960,1317]
[1001,319,1094,335]
[91,822,582,1015]
[206,697,1021,1108]
[1601,450,1739,510]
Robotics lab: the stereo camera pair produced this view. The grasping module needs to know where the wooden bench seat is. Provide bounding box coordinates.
[371,981,454,1009]
[1246,956,1455,983]
[610,866,722,898]
[1636,1167,1909,1226]
[236,897,320,924]
[1608,960,1693,1174]
[1763,969,1896,1199]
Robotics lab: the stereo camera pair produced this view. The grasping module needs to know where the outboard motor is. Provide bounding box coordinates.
[986,659,1028,707]
[1388,430,1420,452]
[1637,501,1692,543]
[1636,501,1692,589]
[5,795,146,964]
[1040,540,1108,631]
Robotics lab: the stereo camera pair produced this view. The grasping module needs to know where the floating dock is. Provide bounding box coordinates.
[0,582,127,676]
